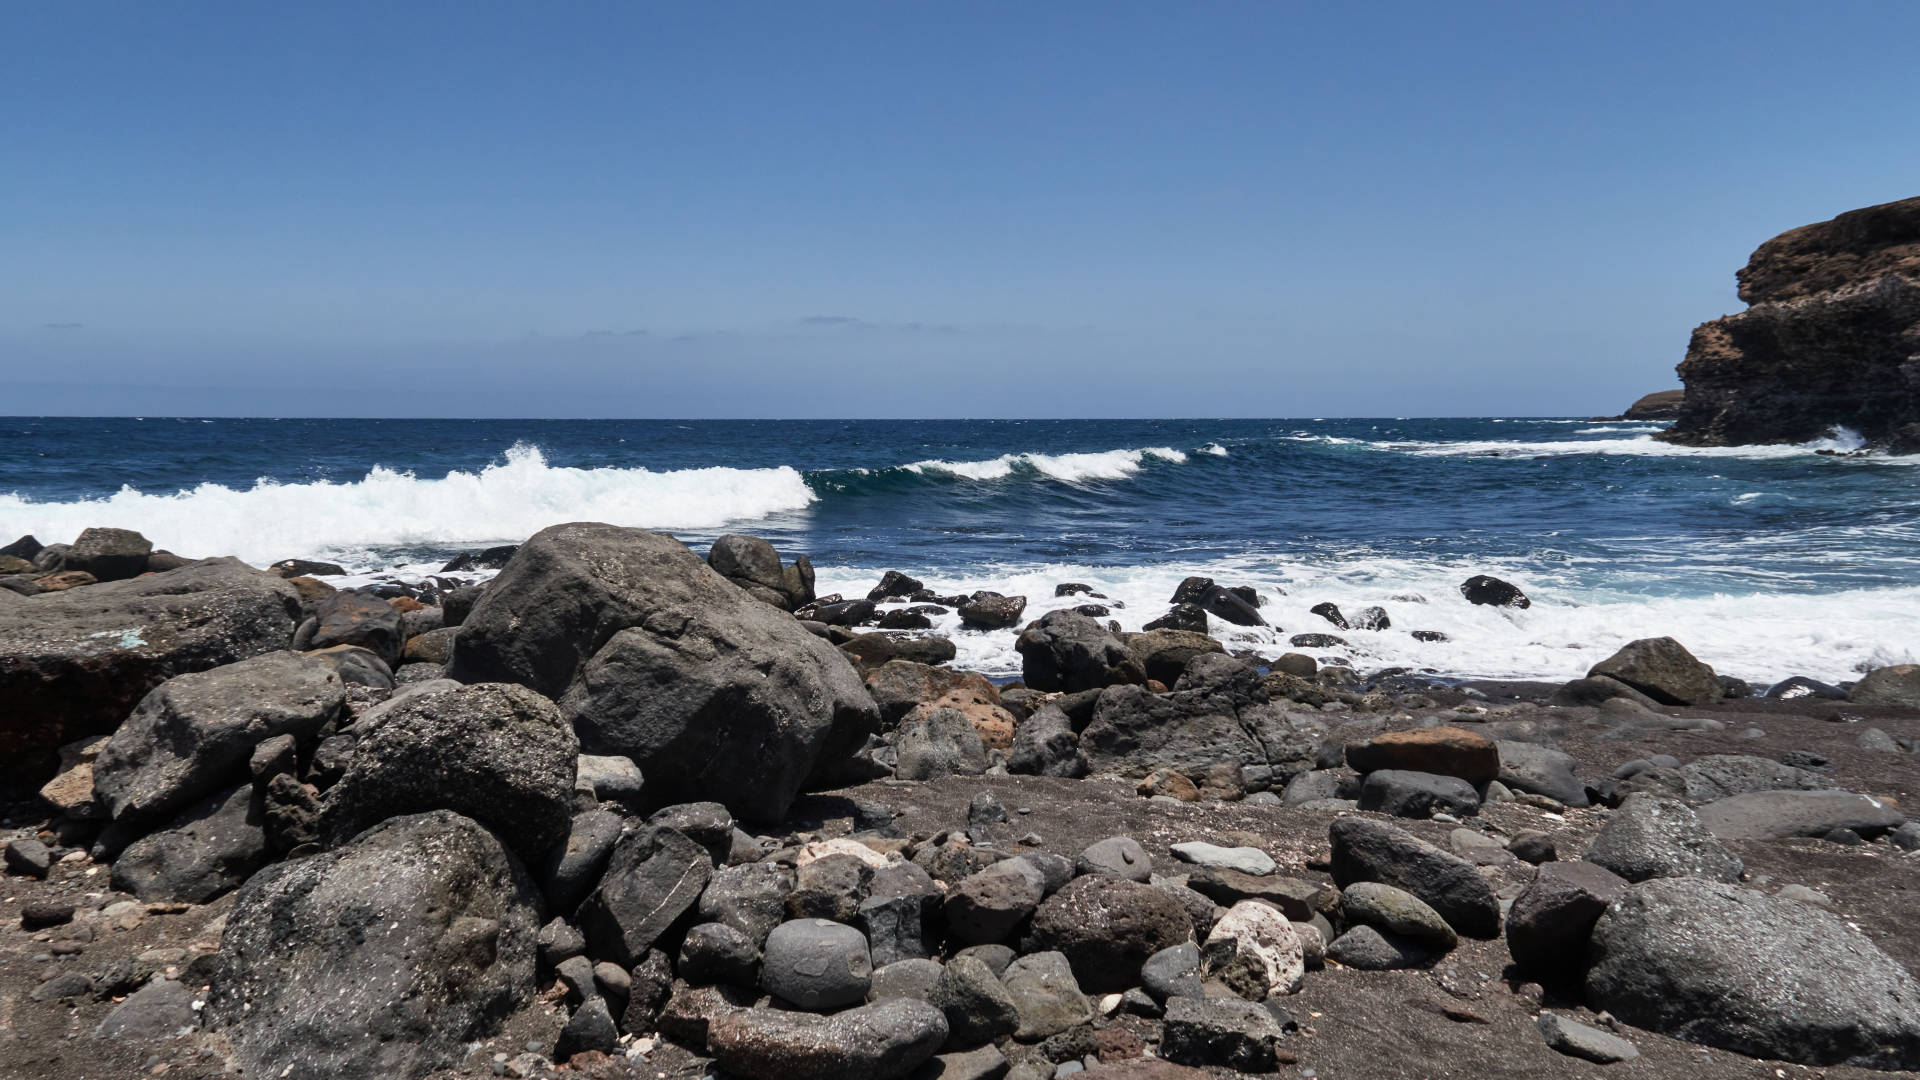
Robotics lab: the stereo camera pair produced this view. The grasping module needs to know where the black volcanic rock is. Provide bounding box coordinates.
[449,523,877,821]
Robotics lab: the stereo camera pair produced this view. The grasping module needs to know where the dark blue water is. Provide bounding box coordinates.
[3,416,1915,682]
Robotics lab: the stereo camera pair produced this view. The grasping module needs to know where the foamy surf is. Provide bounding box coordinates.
[0,443,817,569]
[903,446,1190,482]
[813,557,1920,686]
[1294,427,1914,461]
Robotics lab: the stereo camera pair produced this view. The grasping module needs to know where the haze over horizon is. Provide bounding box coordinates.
[4,2,1917,418]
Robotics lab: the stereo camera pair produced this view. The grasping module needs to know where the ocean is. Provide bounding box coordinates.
[3,416,1916,687]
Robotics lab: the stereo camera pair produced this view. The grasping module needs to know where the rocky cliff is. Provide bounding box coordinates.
[1660,196,1920,452]
[1622,389,1684,420]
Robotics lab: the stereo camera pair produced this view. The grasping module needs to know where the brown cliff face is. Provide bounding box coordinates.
[1622,389,1684,420]
[1662,197,1920,452]
[1736,196,1920,304]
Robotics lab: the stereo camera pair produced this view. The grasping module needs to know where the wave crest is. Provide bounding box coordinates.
[0,443,817,567]
[902,446,1190,482]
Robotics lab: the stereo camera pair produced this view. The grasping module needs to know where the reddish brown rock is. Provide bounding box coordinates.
[32,570,97,592]
[1346,726,1499,784]
[906,689,1017,751]
[1137,768,1199,801]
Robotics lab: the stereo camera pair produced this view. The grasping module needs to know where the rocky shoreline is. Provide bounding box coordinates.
[5,523,1920,1080]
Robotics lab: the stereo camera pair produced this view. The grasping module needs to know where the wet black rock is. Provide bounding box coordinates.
[1143,603,1208,635]
[867,571,926,602]
[1015,610,1148,692]
[957,592,1027,630]
[1309,602,1349,629]
[1765,675,1849,700]
[1459,575,1530,608]
[440,545,519,573]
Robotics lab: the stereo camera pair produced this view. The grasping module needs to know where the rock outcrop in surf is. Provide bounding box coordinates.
[1661,195,1920,452]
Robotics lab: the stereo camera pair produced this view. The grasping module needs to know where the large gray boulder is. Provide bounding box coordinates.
[706,534,814,612]
[1853,664,1920,708]
[1583,793,1742,883]
[308,591,405,665]
[1697,789,1905,840]
[320,683,576,864]
[1014,610,1147,692]
[0,558,301,797]
[1077,670,1322,780]
[1328,818,1500,938]
[92,651,344,825]
[63,527,153,582]
[448,523,878,821]
[1679,754,1833,802]
[760,918,873,1009]
[1587,877,1920,1069]
[205,811,541,1080]
[1000,951,1092,1040]
[1357,769,1480,819]
[1006,704,1087,778]
[1495,740,1589,807]
[894,707,988,780]
[1586,637,1721,706]
[1506,861,1627,979]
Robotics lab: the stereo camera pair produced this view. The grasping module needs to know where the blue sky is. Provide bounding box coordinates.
[3,2,1917,417]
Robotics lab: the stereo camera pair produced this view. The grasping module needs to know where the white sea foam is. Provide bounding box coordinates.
[904,446,1189,482]
[0,443,817,569]
[1198,443,1230,456]
[1574,425,1667,434]
[1296,427,1911,462]
[813,556,1920,686]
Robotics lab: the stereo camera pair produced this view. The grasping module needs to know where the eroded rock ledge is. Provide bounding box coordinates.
[1661,195,1920,452]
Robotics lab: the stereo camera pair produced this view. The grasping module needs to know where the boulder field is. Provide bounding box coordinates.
[4,525,1920,1080]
